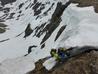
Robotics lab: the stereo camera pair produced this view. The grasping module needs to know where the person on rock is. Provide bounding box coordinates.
[50,46,98,63]
[50,48,68,62]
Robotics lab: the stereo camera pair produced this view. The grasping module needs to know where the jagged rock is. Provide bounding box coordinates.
[0,23,7,33]
[24,23,33,38]
[0,0,16,6]
[55,25,66,41]
[71,0,98,13]
[0,23,7,27]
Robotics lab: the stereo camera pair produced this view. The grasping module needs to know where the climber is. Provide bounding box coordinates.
[57,47,68,62]
[50,49,60,61]
[50,46,98,64]
[50,48,68,62]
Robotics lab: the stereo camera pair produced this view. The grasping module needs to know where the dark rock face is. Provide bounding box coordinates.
[43,3,55,15]
[24,23,33,38]
[40,2,71,44]
[19,3,24,9]
[0,19,5,22]
[32,0,45,16]
[0,23,7,27]
[33,2,71,45]
[0,0,16,6]
[0,23,7,33]
[27,50,98,74]
[41,43,45,49]
[0,8,10,13]
[28,45,37,54]
[6,13,15,19]
[55,25,66,41]
[71,0,98,13]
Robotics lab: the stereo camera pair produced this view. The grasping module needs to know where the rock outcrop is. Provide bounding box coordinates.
[27,50,98,74]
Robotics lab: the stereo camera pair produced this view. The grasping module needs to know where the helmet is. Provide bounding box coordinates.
[58,47,65,51]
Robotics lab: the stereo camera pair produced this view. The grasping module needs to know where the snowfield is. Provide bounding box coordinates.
[0,0,98,73]
[58,4,98,48]
[0,55,35,74]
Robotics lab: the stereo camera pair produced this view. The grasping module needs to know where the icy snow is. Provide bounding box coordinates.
[0,55,35,74]
[43,57,57,70]
[61,4,98,47]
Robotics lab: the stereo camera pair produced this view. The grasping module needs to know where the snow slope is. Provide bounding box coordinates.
[0,0,98,73]
[58,4,98,48]
[0,55,35,74]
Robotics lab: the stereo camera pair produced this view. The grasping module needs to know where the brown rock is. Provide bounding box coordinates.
[27,51,98,74]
